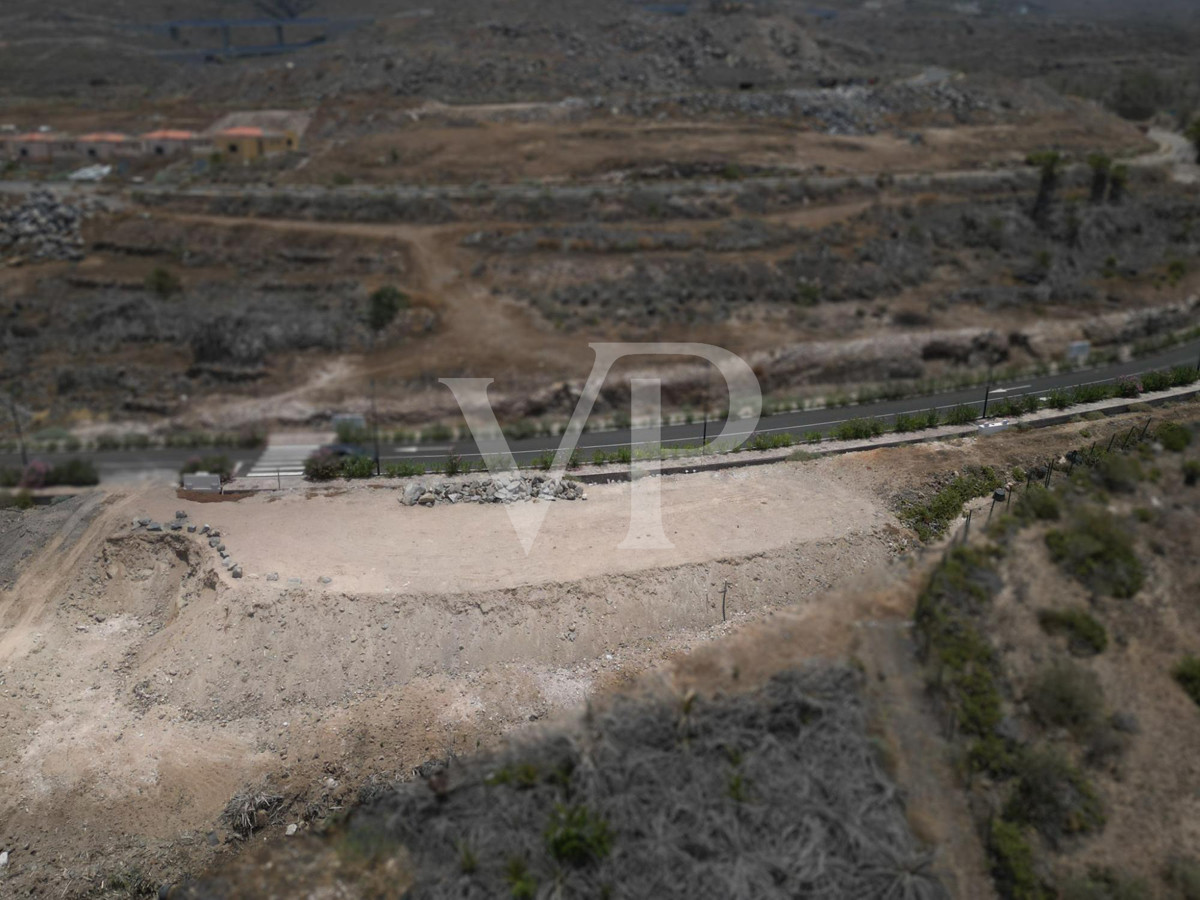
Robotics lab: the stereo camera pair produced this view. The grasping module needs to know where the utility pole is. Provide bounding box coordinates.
[370,377,381,476]
[6,391,28,467]
[981,366,994,418]
[720,580,730,623]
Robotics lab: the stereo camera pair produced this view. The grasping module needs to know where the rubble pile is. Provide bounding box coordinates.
[0,190,98,263]
[399,474,586,507]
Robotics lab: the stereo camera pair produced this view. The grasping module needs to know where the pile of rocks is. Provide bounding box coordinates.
[399,474,586,507]
[132,512,243,578]
[0,190,98,263]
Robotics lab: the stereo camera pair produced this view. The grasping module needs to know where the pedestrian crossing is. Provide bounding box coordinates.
[242,443,321,478]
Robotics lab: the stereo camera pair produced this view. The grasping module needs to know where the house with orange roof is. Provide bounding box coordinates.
[77,132,139,160]
[213,125,297,161]
[8,132,63,162]
[206,109,309,161]
[141,129,209,157]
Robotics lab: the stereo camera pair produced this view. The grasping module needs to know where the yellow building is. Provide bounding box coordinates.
[214,126,297,161]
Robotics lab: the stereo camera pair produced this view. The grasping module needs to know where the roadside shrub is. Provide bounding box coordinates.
[1027,662,1104,736]
[341,455,376,479]
[335,422,372,444]
[442,453,464,476]
[1047,390,1072,410]
[384,461,425,478]
[1071,384,1113,405]
[1169,365,1199,387]
[424,422,453,442]
[834,418,884,441]
[531,452,555,471]
[18,460,50,489]
[1174,656,1200,709]
[1115,377,1141,399]
[1037,609,1108,656]
[1045,508,1144,598]
[805,430,822,444]
[47,458,99,486]
[1157,422,1192,452]
[750,432,793,451]
[945,404,980,426]
[987,818,1044,900]
[1141,370,1172,393]
[303,451,342,481]
[1003,749,1105,846]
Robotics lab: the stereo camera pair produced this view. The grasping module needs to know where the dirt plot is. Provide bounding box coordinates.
[0,458,897,897]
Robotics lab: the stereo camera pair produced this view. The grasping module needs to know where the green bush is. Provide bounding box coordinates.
[366,286,409,333]
[1157,422,1192,452]
[834,418,884,441]
[1015,484,1060,521]
[1003,749,1105,845]
[47,458,99,486]
[1174,656,1200,709]
[1048,390,1072,410]
[341,455,376,479]
[1094,453,1142,492]
[303,451,343,481]
[945,404,980,426]
[1037,609,1108,656]
[1027,662,1104,736]
[384,461,426,478]
[1059,868,1151,900]
[987,818,1045,900]
[180,454,234,483]
[1045,508,1145,598]
[505,857,537,899]
[335,422,373,444]
[0,490,35,510]
[902,467,1002,541]
[544,804,612,867]
[0,466,20,488]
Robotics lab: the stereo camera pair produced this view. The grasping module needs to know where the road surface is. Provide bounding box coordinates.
[8,338,1193,483]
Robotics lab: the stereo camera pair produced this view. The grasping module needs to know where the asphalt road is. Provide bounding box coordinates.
[383,338,1200,467]
[4,339,1197,483]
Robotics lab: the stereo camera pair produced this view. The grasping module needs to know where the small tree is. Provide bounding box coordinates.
[1086,153,1111,205]
[366,286,408,334]
[145,266,182,299]
[1028,151,1063,228]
